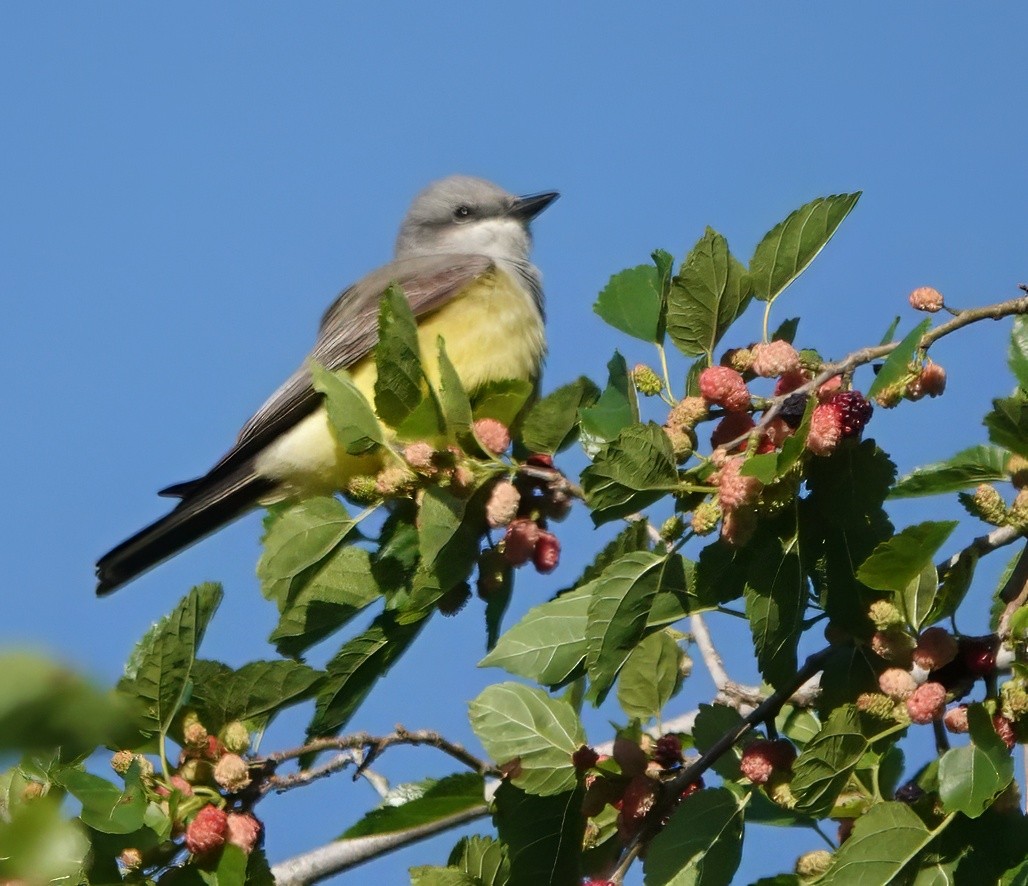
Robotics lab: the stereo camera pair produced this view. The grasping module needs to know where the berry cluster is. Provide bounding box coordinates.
[111,713,262,874]
[856,606,1023,747]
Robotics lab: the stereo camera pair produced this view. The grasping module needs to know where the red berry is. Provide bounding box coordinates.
[826,391,873,438]
[960,636,998,677]
[502,518,540,566]
[652,733,683,769]
[616,775,658,840]
[185,804,227,855]
[525,453,554,469]
[533,531,561,573]
[993,714,1016,750]
[709,412,755,450]
[225,812,262,853]
[677,776,704,801]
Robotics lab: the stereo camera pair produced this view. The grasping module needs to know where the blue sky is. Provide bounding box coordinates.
[3,4,1027,882]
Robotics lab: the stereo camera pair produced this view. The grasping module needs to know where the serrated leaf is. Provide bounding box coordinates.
[572,520,652,588]
[310,360,385,455]
[269,545,382,657]
[985,393,1028,458]
[374,284,427,428]
[258,497,358,608]
[818,801,942,884]
[744,538,806,690]
[437,338,474,448]
[581,423,680,525]
[492,783,584,886]
[643,787,744,885]
[666,227,749,360]
[519,377,601,455]
[343,773,486,838]
[617,628,682,721]
[307,612,425,740]
[189,659,320,734]
[469,683,585,796]
[118,584,222,734]
[586,552,687,702]
[866,319,931,400]
[890,445,1011,498]
[790,705,868,817]
[856,521,957,609]
[579,352,638,449]
[479,587,590,686]
[938,704,1014,817]
[1009,316,1028,390]
[749,193,861,304]
[594,265,663,342]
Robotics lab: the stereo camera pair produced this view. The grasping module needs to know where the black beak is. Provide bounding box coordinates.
[509,190,559,221]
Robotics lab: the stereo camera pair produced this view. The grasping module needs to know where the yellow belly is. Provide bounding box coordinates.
[254,269,545,496]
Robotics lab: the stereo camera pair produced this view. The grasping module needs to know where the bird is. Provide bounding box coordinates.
[96,175,558,595]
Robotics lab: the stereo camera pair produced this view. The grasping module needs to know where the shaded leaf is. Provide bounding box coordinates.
[520,377,601,455]
[643,787,745,885]
[985,393,1028,458]
[749,193,861,304]
[471,378,535,427]
[579,352,638,449]
[790,705,868,817]
[374,284,428,428]
[492,783,584,886]
[938,704,1014,817]
[616,629,683,721]
[745,537,806,691]
[310,360,385,455]
[61,767,146,835]
[448,834,510,886]
[343,773,486,838]
[1009,315,1028,390]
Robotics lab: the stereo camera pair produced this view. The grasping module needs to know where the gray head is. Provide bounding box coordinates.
[394,175,558,264]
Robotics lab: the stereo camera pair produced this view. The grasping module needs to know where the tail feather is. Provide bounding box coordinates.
[96,471,276,596]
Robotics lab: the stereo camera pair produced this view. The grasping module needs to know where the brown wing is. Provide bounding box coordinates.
[160,253,493,498]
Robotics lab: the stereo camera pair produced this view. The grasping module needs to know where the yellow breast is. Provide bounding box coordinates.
[255,268,545,496]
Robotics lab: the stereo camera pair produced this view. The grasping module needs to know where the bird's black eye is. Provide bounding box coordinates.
[453,204,472,220]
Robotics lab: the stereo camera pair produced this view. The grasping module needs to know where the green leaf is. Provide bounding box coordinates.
[437,339,474,448]
[571,520,652,588]
[269,545,382,657]
[307,611,425,740]
[410,867,477,886]
[448,834,510,886]
[0,654,140,757]
[492,783,584,886]
[594,264,663,342]
[469,683,585,796]
[1009,316,1028,389]
[405,485,488,617]
[0,797,90,882]
[585,552,688,702]
[198,844,249,885]
[744,538,806,690]
[856,521,957,620]
[818,801,943,884]
[479,586,591,686]
[790,705,868,817]
[374,283,427,428]
[985,393,1028,458]
[890,445,1010,498]
[119,583,222,734]
[61,767,147,835]
[581,423,680,525]
[879,315,901,345]
[579,352,638,449]
[310,360,385,455]
[471,378,536,427]
[866,319,930,400]
[342,773,486,838]
[666,227,749,360]
[520,377,601,455]
[749,193,861,304]
[772,316,800,343]
[801,441,895,634]
[692,703,747,779]
[189,659,320,734]
[617,629,683,722]
[938,704,1014,817]
[258,497,358,609]
[643,787,744,885]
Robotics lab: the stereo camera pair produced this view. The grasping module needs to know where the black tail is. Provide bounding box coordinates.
[96,471,276,596]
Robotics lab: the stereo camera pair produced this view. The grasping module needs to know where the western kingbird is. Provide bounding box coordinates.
[96,175,558,595]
